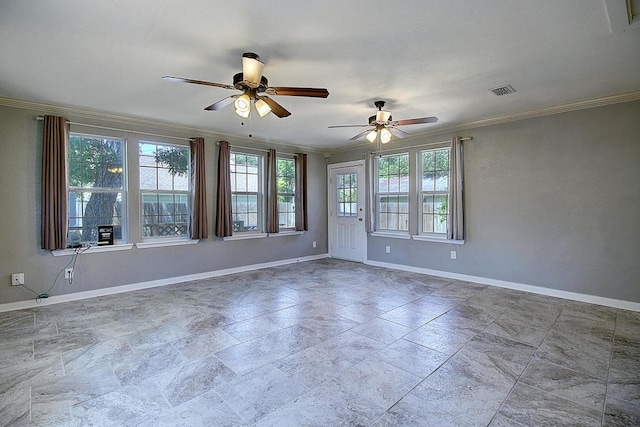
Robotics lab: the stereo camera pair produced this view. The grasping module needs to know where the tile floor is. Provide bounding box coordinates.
[1,259,639,426]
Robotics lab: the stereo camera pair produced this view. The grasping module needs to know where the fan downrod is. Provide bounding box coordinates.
[374,100,386,110]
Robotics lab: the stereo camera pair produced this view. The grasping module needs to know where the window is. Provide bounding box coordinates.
[420,147,449,235]
[231,152,263,233]
[67,134,126,244]
[139,142,190,239]
[336,172,358,217]
[376,153,409,231]
[277,158,295,229]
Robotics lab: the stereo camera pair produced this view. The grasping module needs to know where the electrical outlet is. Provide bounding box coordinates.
[450,250,457,260]
[65,268,74,280]
[11,273,24,286]
[385,245,391,254]
[312,241,317,248]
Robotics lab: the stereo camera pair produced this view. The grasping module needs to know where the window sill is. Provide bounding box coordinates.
[268,231,304,237]
[370,231,411,240]
[136,239,198,249]
[52,244,134,257]
[223,233,268,241]
[412,235,465,245]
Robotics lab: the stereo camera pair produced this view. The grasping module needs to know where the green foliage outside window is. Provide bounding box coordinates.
[155,147,189,177]
[277,158,295,199]
[377,154,409,178]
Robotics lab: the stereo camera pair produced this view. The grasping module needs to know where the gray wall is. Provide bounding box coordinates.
[0,105,328,305]
[330,100,640,303]
[2,100,639,306]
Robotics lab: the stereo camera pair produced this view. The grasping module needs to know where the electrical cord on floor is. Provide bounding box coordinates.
[17,244,94,303]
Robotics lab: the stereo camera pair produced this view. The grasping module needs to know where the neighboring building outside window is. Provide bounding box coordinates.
[376,153,410,232]
[231,152,263,233]
[420,147,449,235]
[139,141,190,239]
[67,133,126,244]
[277,157,296,230]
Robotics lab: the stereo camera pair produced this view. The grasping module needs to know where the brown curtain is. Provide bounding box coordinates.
[266,149,279,234]
[447,137,464,240]
[189,137,208,239]
[215,141,233,237]
[294,153,308,231]
[41,115,69,250]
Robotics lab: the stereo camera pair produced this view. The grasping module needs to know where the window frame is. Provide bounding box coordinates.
[336,171,359,218]
[138,140,191,241]
[67,132,128,245]
[419,147,450,237]
[375,152,410,233]
[276,156,296,231]
[230,151,264,234]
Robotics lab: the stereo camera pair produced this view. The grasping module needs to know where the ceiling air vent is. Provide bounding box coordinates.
[489,85,516,96]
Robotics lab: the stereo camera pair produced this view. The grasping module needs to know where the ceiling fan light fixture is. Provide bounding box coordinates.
[366,130,378,143]
[234,94,251,112]
[376,110,391,122]
[380,128,392,144]
[235,108,250,118]
[242,53,265,86]
[255,98,272,117]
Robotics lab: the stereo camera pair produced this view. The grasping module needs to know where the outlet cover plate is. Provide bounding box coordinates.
[11,273,24,286]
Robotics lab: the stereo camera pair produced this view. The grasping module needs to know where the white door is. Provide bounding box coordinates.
[328,161,367,262]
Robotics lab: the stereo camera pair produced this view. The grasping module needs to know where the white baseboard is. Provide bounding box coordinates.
[0,254,330,313]
[5,254,638,314]
[365,260,640,312]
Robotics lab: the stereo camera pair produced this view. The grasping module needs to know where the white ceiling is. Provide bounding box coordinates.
[1,0,639,150]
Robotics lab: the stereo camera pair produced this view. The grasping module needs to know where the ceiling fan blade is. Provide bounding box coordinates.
[328,124,370,128]
[348,129,372,141]
[262,96,291,118]
[268,87,329,98]
[163,76,235,90]
[394,116,438,126]
[204,95,237,111]
[389,127,410,138]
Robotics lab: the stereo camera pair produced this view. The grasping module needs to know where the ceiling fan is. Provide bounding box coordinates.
[329,100,438,144]
[163,52,329,118]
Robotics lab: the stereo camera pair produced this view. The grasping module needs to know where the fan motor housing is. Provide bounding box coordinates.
[233,72,268,91]
[369,114,392,124]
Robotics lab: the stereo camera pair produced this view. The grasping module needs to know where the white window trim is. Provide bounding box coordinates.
[412,234,465,245]
[52,244,134,257]
[268,231,304,237]
[419,147,450,237]
[370,231,411,240]
[136,239,198,249]
[375,152,411,233]
[68,133,128,245]
[231,151,264,234]
[139,141,191,241]
[223,233,268,241]
[276,157,296,230]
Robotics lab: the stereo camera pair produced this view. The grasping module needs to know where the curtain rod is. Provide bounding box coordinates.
[35,116,194,142]
[216,141,298,157]
[372,136,472,154]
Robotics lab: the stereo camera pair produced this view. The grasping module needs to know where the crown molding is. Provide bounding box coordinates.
[330,90,640,154]
[3,90,639,155]
[0,96,322,154]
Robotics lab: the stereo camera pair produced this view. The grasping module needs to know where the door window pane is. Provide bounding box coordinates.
[337,172,358,217]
